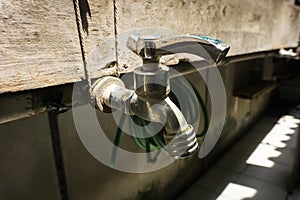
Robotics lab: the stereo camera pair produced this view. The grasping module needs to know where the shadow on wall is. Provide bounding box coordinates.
[78,0,91,34]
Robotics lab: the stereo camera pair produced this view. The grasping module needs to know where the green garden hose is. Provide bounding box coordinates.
[111,78,210,161]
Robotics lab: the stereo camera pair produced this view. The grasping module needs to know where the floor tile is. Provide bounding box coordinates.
[216,182,258,200]
[193,167,240,194]
[178,186,218,200]
[243,162,291,186]
[236,175,287,200]
[271,147,295,167]
[229,140,261,156]
[290,185,300,200]
[245,143,282,168]
[262,124,298,150]
[179,108,300,200]
[215,153,248,173]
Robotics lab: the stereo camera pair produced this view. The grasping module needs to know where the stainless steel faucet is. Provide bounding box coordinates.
[92,34,230,158]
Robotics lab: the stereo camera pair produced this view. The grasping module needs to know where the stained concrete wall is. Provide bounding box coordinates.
[0,113,60,200]
[0,58,279,199]
[57,111,203,200]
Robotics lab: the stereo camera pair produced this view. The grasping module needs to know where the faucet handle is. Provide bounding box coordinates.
[127,34,230,65]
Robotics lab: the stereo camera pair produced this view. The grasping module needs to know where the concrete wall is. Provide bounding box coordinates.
[0,114,60,200]
[0,57,278,199]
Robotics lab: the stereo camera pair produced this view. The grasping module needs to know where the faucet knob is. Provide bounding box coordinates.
[127,35,162,61]
[127,34,230,65]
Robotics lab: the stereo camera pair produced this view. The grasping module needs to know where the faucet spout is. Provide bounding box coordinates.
[127,34,230,65]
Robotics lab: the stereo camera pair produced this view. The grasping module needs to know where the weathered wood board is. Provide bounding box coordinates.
[0,0,114,94]
[117,0,300,56]
[1,1,80,93]
[0,0,299,94]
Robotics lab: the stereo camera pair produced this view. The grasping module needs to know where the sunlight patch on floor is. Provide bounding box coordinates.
[216,183,257,200]
[246,115,298,168]
[246,143,281,168]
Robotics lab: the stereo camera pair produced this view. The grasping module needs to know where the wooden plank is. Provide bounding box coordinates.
[0,0,81,93]
[0,0,115,94]
[116,0,300,65]
[0,0,300,94]
[82,0,116,74]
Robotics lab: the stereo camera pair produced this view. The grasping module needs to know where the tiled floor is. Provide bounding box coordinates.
[179,106,300,200]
